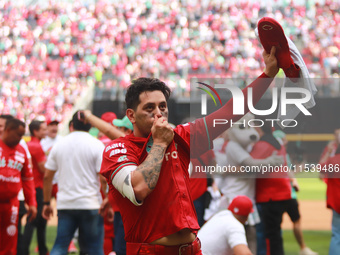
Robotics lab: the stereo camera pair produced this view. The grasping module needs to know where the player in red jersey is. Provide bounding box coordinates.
[319,131,340,255]
[22,120,49,255]
[0,118,37,255]
[100,47,279,255]
[251,122,292,255]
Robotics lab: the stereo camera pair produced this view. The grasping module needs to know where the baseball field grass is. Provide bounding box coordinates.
[295,174,327,201]
[283,230,331,255]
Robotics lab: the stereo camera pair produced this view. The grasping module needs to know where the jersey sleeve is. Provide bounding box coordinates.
[228,224,248,249]
[30,144,46,164]
[178,73,273,158]
[204,73,272,143]
[21,150,37,207]
[175,120,213,158]
[100,139,139,183]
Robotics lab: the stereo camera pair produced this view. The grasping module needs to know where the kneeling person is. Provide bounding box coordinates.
[198,195,253,255]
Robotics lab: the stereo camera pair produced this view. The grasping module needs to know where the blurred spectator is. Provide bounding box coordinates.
[42,111,107,255]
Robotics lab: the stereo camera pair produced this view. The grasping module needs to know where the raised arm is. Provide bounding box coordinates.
[82,110,125,139]
[191,47,279,157]
[206,47,279,140]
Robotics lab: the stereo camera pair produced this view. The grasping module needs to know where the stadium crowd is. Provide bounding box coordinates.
[0,0,339,125]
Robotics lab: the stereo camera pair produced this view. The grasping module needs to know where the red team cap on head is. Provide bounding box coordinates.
[46,117,60,125]
[228,195,254,216]
[101,112,117,124]
[257,17,300,79]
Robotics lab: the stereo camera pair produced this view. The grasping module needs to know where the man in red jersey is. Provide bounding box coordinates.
[251,121,292,255]
[100,47,279,255]
[319,131,340,255]
[0,118,37,255]
[22,120,48,255]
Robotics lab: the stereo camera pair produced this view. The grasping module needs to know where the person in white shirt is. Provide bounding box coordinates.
[40,117,63,200]
[42,111,110,255]
[198,195,254,255]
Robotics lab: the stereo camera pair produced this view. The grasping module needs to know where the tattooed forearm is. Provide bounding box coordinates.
[138,144,166,190]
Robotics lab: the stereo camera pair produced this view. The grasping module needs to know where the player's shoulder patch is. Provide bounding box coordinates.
[104,137,137,158]
[104,137,126,153]
[117,155,129,162]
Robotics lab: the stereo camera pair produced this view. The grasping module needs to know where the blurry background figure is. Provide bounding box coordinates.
[0,118,37,255]
[273,130,318,255]
[0,115,34,255]
[198,195,253,255]
[183,116,213,228]
[189,152,215,227]
[113,116,133,136]
[319,129,340,255]
[40,117,78,253]
[319,128,340,173]
[42,111,108,255]
[40,117,62,202]
[215,113,284,255]
[22,120,49,255]
[252,121,293,255]
[41,118,62,155]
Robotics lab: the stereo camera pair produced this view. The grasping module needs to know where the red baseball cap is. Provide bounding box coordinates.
[101,112,117,123]
[257,17,300,79]
[228,195,254,216]
[46,117,60,126]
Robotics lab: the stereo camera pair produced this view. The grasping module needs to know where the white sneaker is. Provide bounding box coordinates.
[300,247,318,255]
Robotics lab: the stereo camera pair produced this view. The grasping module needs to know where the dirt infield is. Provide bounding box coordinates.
[44,200,331,231]
[282,200,331,231]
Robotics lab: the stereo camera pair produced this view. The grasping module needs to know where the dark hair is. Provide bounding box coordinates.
[0,114,14,121]
[72,111,91,132]
[125,78,171,110]
[29,120,44,137]
[5,118,25,130]
[255,115,272,134]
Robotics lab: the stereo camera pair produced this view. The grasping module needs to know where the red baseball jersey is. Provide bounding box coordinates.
[100,120,210,243]
[0,139,36,206]
[251,135,292,203]
[323,153,340,214]
[27,137,46,189]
